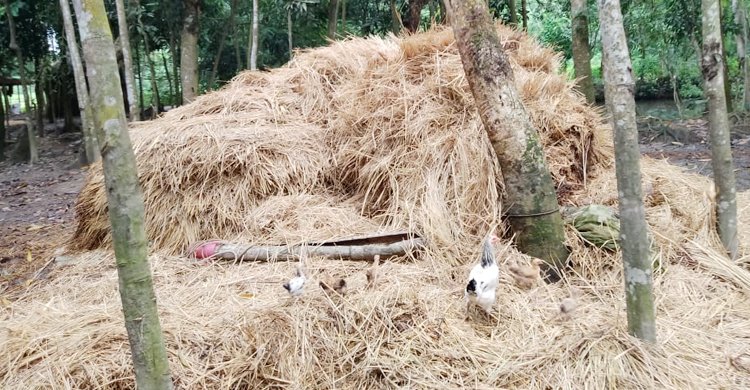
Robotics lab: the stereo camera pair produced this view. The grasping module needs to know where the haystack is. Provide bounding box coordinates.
[3,25,750,389]
[72,25,608,257]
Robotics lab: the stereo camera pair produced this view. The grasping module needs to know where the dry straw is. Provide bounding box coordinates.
[2,25,749,388]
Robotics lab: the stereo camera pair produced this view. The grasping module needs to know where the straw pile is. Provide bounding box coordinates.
[72,24,609,257]
[3,25,750,388]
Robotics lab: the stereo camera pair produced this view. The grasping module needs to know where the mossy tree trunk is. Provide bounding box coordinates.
[445,0,569,280]
[521,0,527,29]
[598,0,656,343]
[733,0,750,110]
[702,0,739,259]
[571,0,595,103]
[181,0,201,103]
[4,0,38,165]
[390,0,403,33]
[59,0,99,164]
[71,0,173,387]
[115,0,139,121]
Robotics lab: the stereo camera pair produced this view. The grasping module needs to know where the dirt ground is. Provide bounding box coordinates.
[1,113,749,297]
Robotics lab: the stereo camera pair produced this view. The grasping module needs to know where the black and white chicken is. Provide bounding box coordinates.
[283,265,306,297]
[465,231,500,316]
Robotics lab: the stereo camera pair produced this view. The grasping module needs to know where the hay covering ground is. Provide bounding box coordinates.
[2,25,750,388]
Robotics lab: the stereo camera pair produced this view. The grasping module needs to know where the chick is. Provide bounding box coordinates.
[508,258,544,289]
[320,278,348,295]
[366,255,380,288]
[558,288,582,320]
[465,231,500,316]
[283,265,306,297]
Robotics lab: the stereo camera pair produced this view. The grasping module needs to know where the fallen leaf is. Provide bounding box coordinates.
[238,292,255,300]
[26,250,32,263]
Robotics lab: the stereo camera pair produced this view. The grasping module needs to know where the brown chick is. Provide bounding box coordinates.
[320,278,348,295]
[366,255,380,288]
[508,258,544,289]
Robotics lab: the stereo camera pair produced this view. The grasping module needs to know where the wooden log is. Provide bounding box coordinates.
[193,238,425,262]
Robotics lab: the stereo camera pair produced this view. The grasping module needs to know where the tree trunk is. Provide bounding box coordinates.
[35,61,46,137]
[521,0,527,29]
[231,0,242,71]
[181,0,201,103]
[733,0,750,110]
[571,0,595,103]
[0,87,5,161]
[445,0,570,279]
[702,0,739,259]
[62,89,74,133]
[59,0,98,163]
[4,0,38,164]
[250,0,259,70]
[390,0,403,34]
[161,51,173,104]
[209,0,238,89]
[135,41,145,113]
[2,87,10,127]
[406,0,429,32]
[328,0,339,39]
[45,80,54,124]
[169,33,181,104]
[341,0,347,33]
[508,0,518,26]
[115,0,139,121]
[71,0,173,387]
[287,8,293,59]
[133,0,160,115]
[598,0,656,343]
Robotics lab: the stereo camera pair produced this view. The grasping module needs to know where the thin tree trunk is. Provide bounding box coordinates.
[734,0,750,110]
[287,8,293,59]
[181,0,201,103]
[571,0,595,103]
[45,80,54,123]
[0,87,5,161]
[702,0,739,259]
[70,0,172,387]
[445,0,570,279]
[390,0,404,33]
[4,0,37,165]
[161,51,174,104]
[35,61,46,137]
[133,0,160,115]
[3,87,10,126]
[250,0,259,70]
[521,0,527,29]
[169,33,181,104]
[328,0,339,39]
[341,0,347,33]
[598,0,656,343]
[135,41,145,113]
[209,0,238,89]
[115,0,139,121]
[508,0,517,26]
[231,0,242,71]
[62,88,74,132]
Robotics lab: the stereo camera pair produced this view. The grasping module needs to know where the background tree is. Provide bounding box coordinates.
[115,0,139,121]
[445,0,570,279]
[71,0,172,386]
[3,0,37,164]
[702,0,739,259]
[571,0,595,103]
[181,0,201,103]
[599,0,656,343]
[58,0,98,164]
[249,0,259,70]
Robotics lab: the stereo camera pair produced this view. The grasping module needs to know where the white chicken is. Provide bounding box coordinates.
[465,231,500,316]
[283,247,307,297]
[283,265,306,297]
